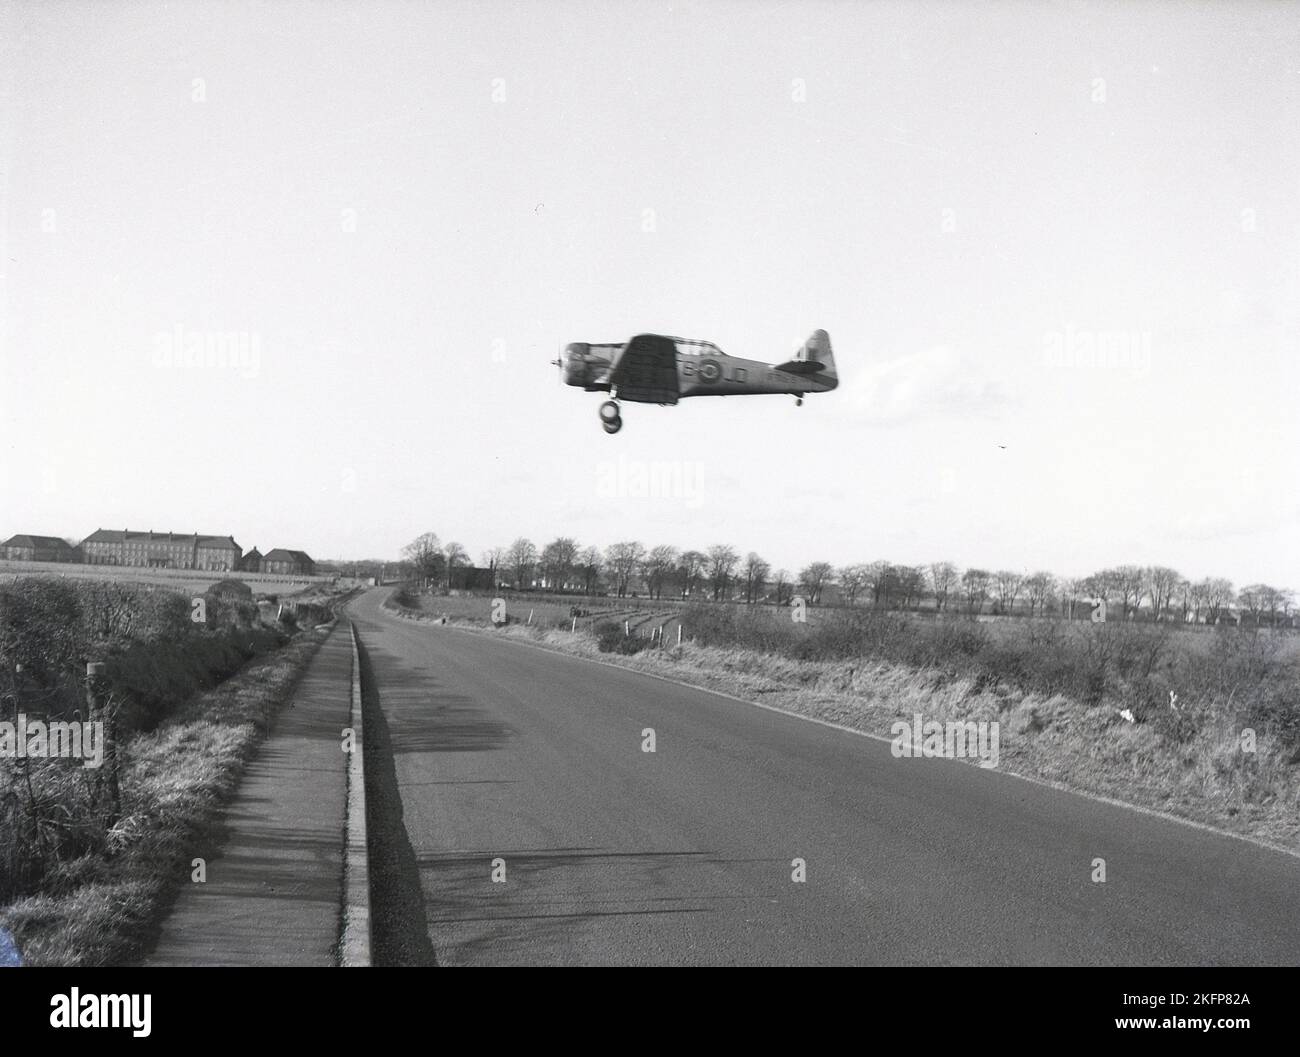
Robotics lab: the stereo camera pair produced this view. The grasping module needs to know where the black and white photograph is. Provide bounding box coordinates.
[1,0,1297,1032]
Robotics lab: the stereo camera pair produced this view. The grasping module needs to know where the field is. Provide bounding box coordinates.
[0,558,339,601]
[398,587,691,637]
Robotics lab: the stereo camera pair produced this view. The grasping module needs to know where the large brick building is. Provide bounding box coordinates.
[0,534,79,563]
[80,529,243,571]
[260,548,316,576]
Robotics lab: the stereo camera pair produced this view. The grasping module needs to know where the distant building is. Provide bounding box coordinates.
[81,529,242,571]
[452,565,496,591]
[241,547,264,573]
[0,534,79,563]
[262,548,316,576]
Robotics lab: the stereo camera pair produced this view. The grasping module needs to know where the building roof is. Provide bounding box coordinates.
[81,528,240,549]
[263,548,314,563]
[198,536,241,550]
[1,534,75,549]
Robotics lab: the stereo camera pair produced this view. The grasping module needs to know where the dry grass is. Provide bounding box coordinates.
[0,627,328,966]
[395,587,680,633]
[0,558,335,600]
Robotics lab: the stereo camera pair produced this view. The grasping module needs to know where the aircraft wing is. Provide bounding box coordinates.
[609,334,680,404]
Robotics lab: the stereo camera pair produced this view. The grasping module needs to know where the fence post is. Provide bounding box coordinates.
[86,661,119,827]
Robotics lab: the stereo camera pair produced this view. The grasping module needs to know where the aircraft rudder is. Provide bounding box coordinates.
[806,329,836,386]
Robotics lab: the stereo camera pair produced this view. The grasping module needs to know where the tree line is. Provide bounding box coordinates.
[400,534,1295,626]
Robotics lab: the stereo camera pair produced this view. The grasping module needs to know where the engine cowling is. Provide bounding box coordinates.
[563,343,613,390]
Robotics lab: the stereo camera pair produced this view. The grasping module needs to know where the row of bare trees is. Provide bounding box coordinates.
[480,539,761,602]
[833,562,1291,624]
[402,533,1293,625]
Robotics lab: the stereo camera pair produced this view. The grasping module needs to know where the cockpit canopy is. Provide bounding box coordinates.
[668,337,726,357]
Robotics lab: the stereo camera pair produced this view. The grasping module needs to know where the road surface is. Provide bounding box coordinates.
[349,588,1300,966]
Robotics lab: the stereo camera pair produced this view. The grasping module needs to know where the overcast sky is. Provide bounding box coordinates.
[2,1,1297,587]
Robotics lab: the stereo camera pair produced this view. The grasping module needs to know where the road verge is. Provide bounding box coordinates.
[341,619,371,967]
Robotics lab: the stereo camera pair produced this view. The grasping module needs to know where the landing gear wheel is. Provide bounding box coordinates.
[602,416,623,435]
[599,400,621,424]
[795,396,804,407]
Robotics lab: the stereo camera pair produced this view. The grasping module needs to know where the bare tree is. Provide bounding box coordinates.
[1267,587,1294,625]
[506,537,537,589]
[1061,577,1088,619]
[798,561,834,605]
[481,546,506,584]
[1232,585,1263,626]
[865,560,893,607]
[443,541,470,589]
[961,568,991,615]
[606,541,645,598]
[539,537,580,590]
[741,552,770,603]
[707,544,740,601]
[1023,571,1055,617]
[1143,565,1181,622]
[1239,584,1291,627]
[772,568,794,606]
[642,545,678,599]
[898,565,926,609]
[1083,568,1117,614]
[1197,577,1234,625]
[929,561,959,612]
[578,545,603,595]
[993,570,1024,615]
[402,532,444,586]
[1112,565,1145,618]
[677,550,708,599]
[838,563,870,606]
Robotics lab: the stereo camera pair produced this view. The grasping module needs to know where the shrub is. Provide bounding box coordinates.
[648,601,1299,755]
[595,622,653,655]
[0,578,297,904]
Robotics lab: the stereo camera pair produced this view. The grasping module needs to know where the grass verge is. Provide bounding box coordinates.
[0,626,329,966]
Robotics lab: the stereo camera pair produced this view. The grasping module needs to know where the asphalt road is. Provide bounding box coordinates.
[349,589,1300,966]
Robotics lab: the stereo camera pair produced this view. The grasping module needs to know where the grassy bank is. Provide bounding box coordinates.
[0,578,350,965]
[0,627,329,966]
[384,593,1300,852]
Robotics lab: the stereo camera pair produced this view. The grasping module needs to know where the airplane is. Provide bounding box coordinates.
[554,329,837,433]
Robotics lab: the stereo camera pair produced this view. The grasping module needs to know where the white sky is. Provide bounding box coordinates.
[2,1,1297,587]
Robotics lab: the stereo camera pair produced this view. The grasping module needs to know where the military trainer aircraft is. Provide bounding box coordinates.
[554,330,837,433]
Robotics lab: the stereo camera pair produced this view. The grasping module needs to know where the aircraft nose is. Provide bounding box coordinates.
[561,343,589,384]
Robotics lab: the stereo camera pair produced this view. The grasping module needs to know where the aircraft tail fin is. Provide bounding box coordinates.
[775,330,836,388]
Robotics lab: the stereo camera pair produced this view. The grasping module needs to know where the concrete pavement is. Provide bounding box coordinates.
[145,616,356,966]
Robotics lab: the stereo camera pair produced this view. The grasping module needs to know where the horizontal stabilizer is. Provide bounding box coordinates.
[773,358,826,375]
[778,330,836,388]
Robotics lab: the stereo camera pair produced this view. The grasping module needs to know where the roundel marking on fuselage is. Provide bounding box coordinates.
[697,358,722,384]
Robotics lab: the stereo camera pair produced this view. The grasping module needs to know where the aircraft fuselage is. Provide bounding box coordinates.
[562,335,837,402]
